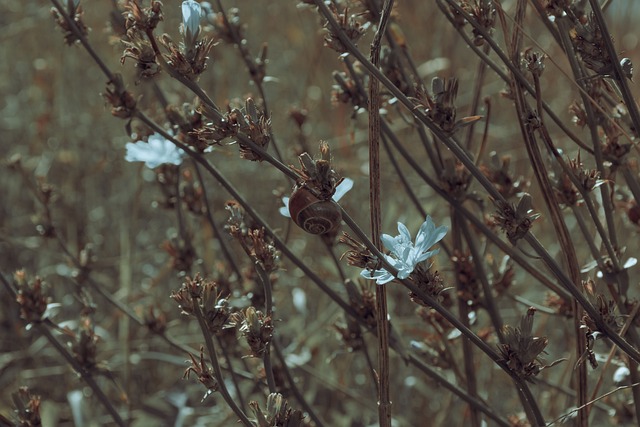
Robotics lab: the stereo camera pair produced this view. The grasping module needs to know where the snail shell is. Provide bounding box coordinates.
[288,187,342,235]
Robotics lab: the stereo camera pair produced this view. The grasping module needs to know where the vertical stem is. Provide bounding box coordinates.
[192,163,243,281]
[254,262,276,393]
[369,2,394,425]
[193,304,253,426]
[450,214,481,427]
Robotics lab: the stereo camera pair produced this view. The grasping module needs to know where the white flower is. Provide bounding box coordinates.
[361,216,448,285]
[125,133,185,168]
[279,178,354,217]
[182,1,201,41]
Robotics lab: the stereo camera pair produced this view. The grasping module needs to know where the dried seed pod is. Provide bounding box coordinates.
[288,187,341,235]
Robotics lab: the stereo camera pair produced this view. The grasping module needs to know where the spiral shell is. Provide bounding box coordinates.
[288,187,342,235]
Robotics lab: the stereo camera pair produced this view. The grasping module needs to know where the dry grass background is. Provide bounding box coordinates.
[2,1,640,426]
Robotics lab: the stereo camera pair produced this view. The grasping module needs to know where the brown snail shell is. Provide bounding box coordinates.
[288,187,342,235]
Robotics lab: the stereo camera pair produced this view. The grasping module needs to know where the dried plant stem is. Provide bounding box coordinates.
[253,261,277,393]
[217,335,247,413]
[324,241,347,283]
[554,17,621,265]
[451,215,481,427]
[457,219,505,341]
[192,162,243,280]
[369,1,394,425]
[192,303,253,426]
[587,0,640,134]
[380,134,427,218]
[464,43,491,151]
[509,3,586,420]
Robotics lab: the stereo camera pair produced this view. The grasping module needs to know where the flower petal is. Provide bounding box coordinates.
[415,216,448,251]
[381,233,398,252]
[397,222,411,242]
[360,268,395,285]
[279,197,291,218]
[332,178,354,202]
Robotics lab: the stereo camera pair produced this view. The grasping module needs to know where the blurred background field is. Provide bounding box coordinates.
[2,1,640,426]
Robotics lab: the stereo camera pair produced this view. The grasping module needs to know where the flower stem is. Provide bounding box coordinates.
[193,303,253,426]
[368,1,394,426]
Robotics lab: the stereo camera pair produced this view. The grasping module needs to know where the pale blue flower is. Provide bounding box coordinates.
[361,216,448,285]
[125,133,185,168]
[279,178,354,218]
[182,1,201,41]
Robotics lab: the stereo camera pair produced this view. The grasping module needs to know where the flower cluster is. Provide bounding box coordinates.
[361,216,448,285]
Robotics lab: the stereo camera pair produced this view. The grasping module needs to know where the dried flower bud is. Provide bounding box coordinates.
[51,1,88,45]
[183,347,219,401]
[15,271,49,325]
[570,14,614,76]
[332,71,367,110]
[161,236,196,272]
[237,98,271,161]
[409,265,449,306]
[568,152,601,192]
[227,307,273,357]
[415,77,481,134]
[492,194,540,245]
[581,279,621,332]
[452,251,482,310]
[249,393,304,427]
[467,0,496,46]
[480,152,527,199]
[523,48,545,77]
[171,274,206,315]
[440,158,472,199]
[160,34,216,80]
[323,4,370,53]
[7,387,41,426]
[144,305,167,334]
[499,307,551,381]
[292,142,342,200]
[340,233,377,270]
[71,316,100,371]
[121,36,160,80]
[123,0,163,34]
[102,75,137,119]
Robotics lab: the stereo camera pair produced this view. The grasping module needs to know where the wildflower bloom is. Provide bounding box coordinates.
[182,0,201,42]
[279,178,353,218]
[361,216,448,285]
[125,133,185,168]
